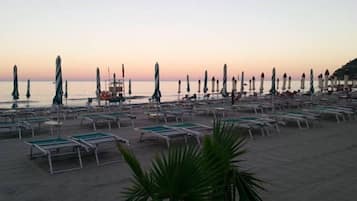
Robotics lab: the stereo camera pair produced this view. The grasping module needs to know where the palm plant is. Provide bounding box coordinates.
[118,121,264,201]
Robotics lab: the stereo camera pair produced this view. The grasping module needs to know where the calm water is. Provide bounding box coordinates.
[0,80,317,108]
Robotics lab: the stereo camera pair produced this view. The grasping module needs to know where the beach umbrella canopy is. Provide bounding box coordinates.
[12,65,19,100]
[52,56,63,105]
[128,79,132,95]
[186,74,190,93]
[211,77,215,93]
[203,70,208,94]
[288,76,292,90]
[96,67,101,99]
[216,80,219,93]
[310,69,314,95]
[64,80,68,98]
[260,73,264,94]
[221,64,228,97]
[26,79,31,99]
[300,73,305,90]
[282,73,287,91]
[198,80,201,93]
[252,76,256,91]
[178,80,181,94]
[324,70,329,91]
[270,68,276,95]
[240,71,244,94]
[152,62,161,102]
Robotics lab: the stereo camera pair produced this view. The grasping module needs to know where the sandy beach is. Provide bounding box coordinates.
[0,104,357,201]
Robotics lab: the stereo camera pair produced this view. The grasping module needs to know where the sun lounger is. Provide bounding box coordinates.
[222,118,267,139]
[136,125,189,148]
[16,117,51,137]
[79,114,113,130]
[71,132,129,165]
[25,137,84,174]
[100,112,136,127]
[0,121,29,139]
[167,122,213,145]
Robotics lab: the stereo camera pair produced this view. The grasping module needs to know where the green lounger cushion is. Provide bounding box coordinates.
[72,133,111,140]
[27,138,70,146]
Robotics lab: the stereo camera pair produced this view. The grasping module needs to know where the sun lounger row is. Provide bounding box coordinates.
[26,132,129,174]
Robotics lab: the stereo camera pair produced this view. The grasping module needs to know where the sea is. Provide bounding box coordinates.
[0,80,317,109]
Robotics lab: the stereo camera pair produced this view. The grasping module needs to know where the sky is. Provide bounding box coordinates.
[0,0,356,81]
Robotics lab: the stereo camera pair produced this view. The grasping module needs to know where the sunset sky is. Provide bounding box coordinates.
[0,0,356,81]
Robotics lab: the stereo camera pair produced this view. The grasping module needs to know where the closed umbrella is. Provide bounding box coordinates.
[113,73,117,96]
[96,67,101,104]
[234,79,238,92]
[270,68,276,95]
[240,71,244,94]
[128,79,132,96]
[344,73,349,91]
[64,80,68,99]
[310,69,314,95]
[232,76,236,92]
[178,80,181,94]
[260,73,264,95]
[52,56,63,105]
[270,68,276,113]
[221,64,228,97]
[249,79,251,91]
[324,70,329,92]
[211,77,215,93]
[252,76,256,92]
[203,70,208,94]
[12,65,19,101]
[152,62,161,102]
[288,76,291,90]
[301,73,306,91]
[26,79,31,99]
[333,76,338,91]
[122,64,125,78]
[198,80,201,93]
[282,73,287,91]
[186,74,190,94]
[318,74,323,92]
[276,78,280,90]
[216,80,219,93]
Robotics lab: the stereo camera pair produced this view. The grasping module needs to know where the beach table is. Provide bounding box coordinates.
[26,137,84,174]
[136,125,189,148]
[71,132,129,165]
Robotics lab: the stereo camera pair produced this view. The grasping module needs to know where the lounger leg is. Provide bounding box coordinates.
[260,128,265,136]
[93,121,97,131]
[305,120,309,129]
[196,136,201,146]
[297,120,302,129]
[139,133,144,142]
[336,115,340,123]
[77,147,83,168]
[248,129,253,140]
[275,124,280,133]
[18,128,22,140]
[48,152,54,174]
[94,148,100,166]
[166,139,170,148]
[30,146,33,159]
[117,120,121,128]
[108,121,111,131]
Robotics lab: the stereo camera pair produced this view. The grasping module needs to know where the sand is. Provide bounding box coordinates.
[0,106,357,201]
